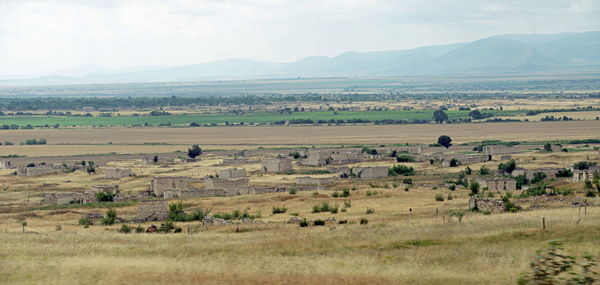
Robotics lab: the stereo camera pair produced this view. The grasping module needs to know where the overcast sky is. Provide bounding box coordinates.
[0,0,599,77]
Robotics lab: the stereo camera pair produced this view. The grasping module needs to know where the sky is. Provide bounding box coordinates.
[0,0,599,77]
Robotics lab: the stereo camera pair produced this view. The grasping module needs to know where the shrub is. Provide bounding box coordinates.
[338,220,348,224]
[313,219,325,226]
[272,206,288,214]
[191,208,210,221]
[101,208,117,225]
[448,210,464,222]
[95,191,115,202]
[312,202,333,213]
[158,221,176,233]
[435,194,445,202]
[530,172,547,184]
[403,178,413,184]
[389,165,415,176]
[396,155,415,162]
[469,181,480,195]
[449,158,461,167]
[366,208,375,214]
[502,195,520,212]
[447,194,453,200]
[79,217,93,226]
[119,224,132,234]
[517,240,597,285]
[329,204,339,214]
[360,218,369,225]
[168,202,190,222]
[465,166,472,174]
[299,220,309,227]
[135,225,144,233]
[573,161,597,170]
[556,168,573,177]
[498,159,517,174]
[331,191,340,198]
[288,189,297,195]
[344,200,352,208]
[515,175,529,189]
[448,184,456,191]
[479,166,490,175]
[341,188,351,197]
[481,210,491,215]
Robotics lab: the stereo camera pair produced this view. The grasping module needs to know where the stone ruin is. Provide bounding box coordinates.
[136,200,169,221]
[205,177,250,195]
[295,177,335,189]
[42,192,84,205]
[151,176,191,197]
[468,197,506,212]
[0,160,12,169]
[102,168,134,179]
[219,168,247,179]
[90,184,120,194]
[512,167,561,180]
[17,164,64,176]
[477,177,517,191]
[440,154,490,167]
[329,166,351,178]
[261,157,293,173]
[222,158,260,165]
[573,166,600,182]
[301,150,333,166]
[351,166,389,179]
[483,145,520,155]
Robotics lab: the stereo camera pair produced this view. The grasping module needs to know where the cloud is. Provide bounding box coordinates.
[0,0,598,77]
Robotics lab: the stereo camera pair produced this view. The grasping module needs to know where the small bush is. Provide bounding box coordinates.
[447,194,453,200]
[448,184,456,191]
[135,225,144,233]
[338,220,348,224]
[272,205,288,214]
[403,178,413,184]
[435,194,445,202]
[101,208,117,225]
[366,208,375,214]
[360,218,369,225]
[119,224,132,234]
[331,191,340,198]
[312,202,334,213]
[299,220,309,227]
[289,212,299,216]
[344,200,352,208]
[396,155,415,162]
[288,189,297,195]
[79,217,93,226]
[389,165,415,176]
[95,191,115,202]
[341,188,351,197]
[313,219,325,226]
[481,210,491,215]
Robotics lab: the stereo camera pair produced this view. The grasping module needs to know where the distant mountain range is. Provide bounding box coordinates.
[2,31,599,86]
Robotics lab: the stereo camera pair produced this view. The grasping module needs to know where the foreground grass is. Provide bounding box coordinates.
[1,205,598,285]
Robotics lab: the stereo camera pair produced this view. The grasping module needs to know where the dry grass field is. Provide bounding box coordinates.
[1,121,599,158]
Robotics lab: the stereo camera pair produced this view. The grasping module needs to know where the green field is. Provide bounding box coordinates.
[0,110,525,127]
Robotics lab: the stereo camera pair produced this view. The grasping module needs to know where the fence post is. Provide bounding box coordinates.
[542,217,546,230]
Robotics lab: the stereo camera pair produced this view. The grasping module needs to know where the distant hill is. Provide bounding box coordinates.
[2,31,599,85]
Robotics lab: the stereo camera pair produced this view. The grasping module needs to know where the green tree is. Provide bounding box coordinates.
[433,110,448,123]
[437,135,452,149]
[187,145,202,160]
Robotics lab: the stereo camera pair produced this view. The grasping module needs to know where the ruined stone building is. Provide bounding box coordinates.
[301,150,333,166]
[477,177,517,191]
[42,192,84,205]
[468,197,506,212]
[151,176,191,197]
[261,158,293,173]
[573,166,600,182]
[295,177,335,189]
[205,177,250,195]
[219,168,247,179]
[17,165,63,176]
[512,168,561,180]
[351,166,389,179]
[0,160,12,169]
[136,200,169,221]
[102,168,134,179]
[440,154,490,167]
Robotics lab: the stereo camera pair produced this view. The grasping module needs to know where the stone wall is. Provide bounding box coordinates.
[91,184,120,194]
[295,177,335,188]
[484,145,520,155]
[441,154,490,167]
[351,166,389,179]
[261,158,293,173]
[18,166,63,176]
[136,200,168,221]
[468,197,505,212]
[219,168,247,179]
[42,192,84,205]
[0,160,12,169]
[477,177,517,191]
[301,150,332,166]
[151,176,191,196]
[222,158,260,165]
[205,178,250,195]
[102,168,134,179]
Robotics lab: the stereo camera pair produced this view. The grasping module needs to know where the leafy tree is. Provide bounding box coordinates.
[469,110,483,120]
[574,161,598,170]
[95,191,115,202]
[187,145,202,160]
[437,135,452,149]
[543,143,553,152]
[515,175,528,189]
[498,159,517,174]
[469,181,480,195]
[433,110,448,123]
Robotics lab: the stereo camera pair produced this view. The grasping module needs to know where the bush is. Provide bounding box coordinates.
[288,189,297,195]
[135,225,144,233]
[79,217,93,226]
[448,184,456,191]
[573,161,597,170]
[469,181,480,195]
[341,188,351,197]
[498,159,517,174]
[556,168,573,177]
[517,240,597,285]
[312,202,334,213]
[360,218,369,225]
[396,155,415,162]
[313,219,325,226]
[403,178,413,184]
[447,194,453,200]
[479,166,490,175]
[299,220,309,227]
[366,208,375,214]
[338,220,348,224]
[515,175,529,189]
[344,200,352,208]
[449,158,461,167]
[435,194,445,202]
[95,191,115,202]
[389,165,415,176]
[100,208,117,225]
[502,195,520,212]
[119,224,132,234]
[272,205,287,214]
[168,202,190,222]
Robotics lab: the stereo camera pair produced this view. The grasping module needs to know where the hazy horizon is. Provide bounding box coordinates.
[1,0,599,78]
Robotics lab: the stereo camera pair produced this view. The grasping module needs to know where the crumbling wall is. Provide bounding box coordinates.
[136,200,168,221]
[477,177,517,191]
[42,192,84,205]
[205,178,250,195]
[468,197,505,212]
[0,160,12,169]
[573,166,600,182]
[102,168,134,179]
[351,166,389,179]
[219,168,247,179]
[301,150,332,166]
[261,158,293,173]
[295,177,335,188]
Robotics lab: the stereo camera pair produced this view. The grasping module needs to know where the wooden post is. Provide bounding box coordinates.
[542,217,546,230]
[436,208,438,215]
